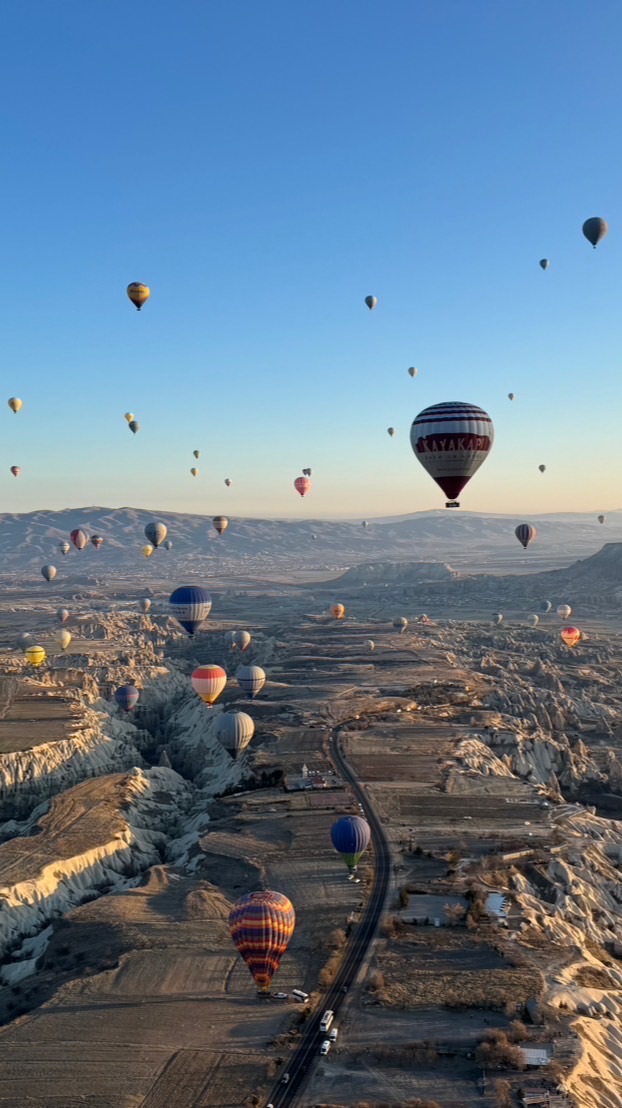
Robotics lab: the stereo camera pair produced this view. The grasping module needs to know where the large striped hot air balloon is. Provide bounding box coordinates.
[70,528,89,550]
[294,476,311,498]
[560,626,582,649]
[212,516,229,535]
[58,541,71,556]
[115,686,140,711]
[236,664,266,700]
[144,521,167,548]
[169,585,212,636]
[217,711,255,757]
[191,665,227,705]
[229,890,295,993]
[515,524,537,549]
[331,816,371,874]
[556,604,572,620]
[410,402,494,507]
[393,616,408,634]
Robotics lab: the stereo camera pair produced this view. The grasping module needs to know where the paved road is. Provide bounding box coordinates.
[265,721,392,1107]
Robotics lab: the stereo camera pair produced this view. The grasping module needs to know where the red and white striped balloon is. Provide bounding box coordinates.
[191,665,227,705]
[294,476,311,498]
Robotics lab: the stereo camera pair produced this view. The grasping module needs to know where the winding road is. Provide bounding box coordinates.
[266,721,392,1107]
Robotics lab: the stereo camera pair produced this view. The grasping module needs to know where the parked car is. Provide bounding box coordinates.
[320,1040,331,1055]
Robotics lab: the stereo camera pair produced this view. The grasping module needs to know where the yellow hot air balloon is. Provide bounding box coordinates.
[124,412,135,423]
[7,397,22,413]
[331,603,346,620]
[127,283,150,311]
[25,645,46,667]
[142,544,155,558]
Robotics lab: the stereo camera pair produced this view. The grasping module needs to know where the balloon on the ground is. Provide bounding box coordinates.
[539,259,550,270]
[70,529,89,550]
[145,521,167,548]
[410,402,494,506]
[127,282,150,310]
[115,685,140,711]
[229,890,295,993]
[217,711,255,757]
[364,295,378,310]
[7,398,22,413]
[237,664,266,699]
[139,598,151,613]
[169,585,212,635]
[561,626,582,649]
[10,466,20,477]
[129,420,140,434]
[557,604,572,620]
[331,603,345,620]
[233,630,251,652]
[56,608,70,623]
[294,476,311,498]
[331,815,371,873]
[582,217,608,248]
[191,665,227,705]
[58,541,71,555]
[55,629,72,651]
[213,516,229,535]
[515,524,536,549]
[41,565,57,582]
[25,646,46,666]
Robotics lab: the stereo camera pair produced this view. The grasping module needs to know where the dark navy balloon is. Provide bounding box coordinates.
[115,685,140,711]
[330,815,371,872]
[169,585,212,636]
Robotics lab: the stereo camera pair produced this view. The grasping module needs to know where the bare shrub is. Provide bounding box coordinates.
[494,1077,513,1107]
[508,1019,529,1042]
[475,1030,526,1070]
[368,969,385,991]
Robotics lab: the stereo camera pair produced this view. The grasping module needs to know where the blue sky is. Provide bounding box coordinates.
[0,0,620,518]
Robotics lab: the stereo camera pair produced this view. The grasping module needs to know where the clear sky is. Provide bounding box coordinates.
[0,0,620,519]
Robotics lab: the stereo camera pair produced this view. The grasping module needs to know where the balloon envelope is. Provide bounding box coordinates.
[582,217,608,248]
[538,464,546,473]
[163,540,173,550]
[41,565,57,582]
[56,608,70,624]
[190,468,199,477]
[364,295,378,310]
[515,524,537,549]
[557,604,572,620]
[529,615,540,628]
[191,665,227,705]
[25,646,46,666]
[58,542,71,555]
[598,515,605,524]
[142,545,154,558]
[55,629,72,650]
[139,598,151,613]
[70,529,88,550]
[129,420,140,434]
[224,630,237,648]
[508,393,514,401]
[212,516,229,535]
[193,450,200,459]
[492,613,503,625]
[393,617,408,632]
[217,711,255,757]
[539,259,550,270]
[541,601,552,613]
[229,890,295,992]
[127,282,150,310]
[331,815,371,871]
[411,402,494,504]
[10,466,20,477]
[225,478,232,486]
[124,412,134,423]
[387,427,395,437]
[561,626,582,649]
[366,639,375,651]
[145,521,168,548]
[169,585,212,636]
[294,477,311,498]
[233,630,251,652]
[115,685,140,711]
[237,664,266,699]
[331,603,345,620]
[408,367,417,378]
[7,397,22,413]
[91,535,104,550]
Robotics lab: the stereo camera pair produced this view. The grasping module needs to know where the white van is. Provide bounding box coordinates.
[320,1039,331,1055]
[292,989,309,1003]
[329,1027,338,1042]
[320,1009,334,1032]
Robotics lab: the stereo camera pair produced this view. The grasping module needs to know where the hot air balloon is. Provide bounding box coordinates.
[91,535,104,550]
[302,468,312,477]
[58,541,71,556]
[70,529,88,550]
[10,466,20,477]
[217,711,255,758]
[17,632,32,651]
[411,402,494,507]
[529,614,540,628]
[387,427,396,437]
[55,629,72,651]
[582,218,608,248]
[129,420,140,434]
[331,603,345,620]
[144,521,167,548]
[557,604,572,620]
[115,685,140,711]
[143,544,154,558]
[127,282,151,310]
[294,476,311,498]
[225,478,232,487]
[169,585,212,636]
[233,630,251,652]
[331,815,371,874]
[41,565,57,582]
[598,515,605,524]
[364,295,378,310]
[492,613,503,626]
[362,520,369,528]
[539,259,550,270]
[541,600,552,613]
[561,626,582,649]
[515,524,537,549]
[212,516,229,535]
[408,367,418,378]
[237,664,266,700]
[193,450,200,459]
[224,630,236,649]
[393,617,408,633]
[7,397,22,413]
[164,539,173,550]
[138,598,151,614]
[229,890,295,993]
[538,464,546,474]
[190,468,199,477]
[508,393,515,401]
[25,645,46,667]
[366,639,375,651]
[56,608,70,624]
[124,412,134,423]
[191,665,227,706]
